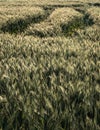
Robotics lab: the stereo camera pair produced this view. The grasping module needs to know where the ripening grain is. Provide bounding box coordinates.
[86,7,100,25]
[0,0,100,130]
[49,7,82,24]
[26,7,83,36]
[0,6,45,28]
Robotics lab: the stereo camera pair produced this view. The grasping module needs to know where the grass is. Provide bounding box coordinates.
[0,0,100,130]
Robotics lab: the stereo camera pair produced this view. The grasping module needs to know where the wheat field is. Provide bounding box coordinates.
[0,0,100,130]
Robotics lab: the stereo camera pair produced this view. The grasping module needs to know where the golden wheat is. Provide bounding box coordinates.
[86,7,100,25]
[0,0,100,130]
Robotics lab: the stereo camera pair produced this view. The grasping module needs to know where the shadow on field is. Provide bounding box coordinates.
[42,4,83,10]
[0,8,53,34]
[0,15,45,34]
[61,13,94,36]
[0,4,95,36]
[88,2,100,7]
